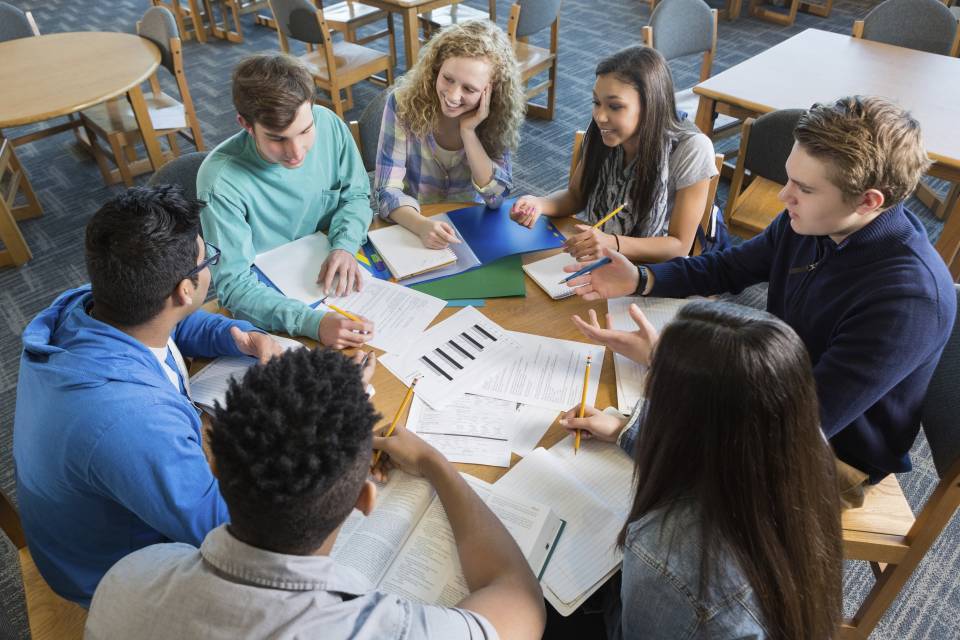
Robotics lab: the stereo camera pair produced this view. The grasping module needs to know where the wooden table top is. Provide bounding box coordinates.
[693,28,960,172]
[0,32,160,128]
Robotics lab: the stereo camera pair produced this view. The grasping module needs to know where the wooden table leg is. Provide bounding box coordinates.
[127,85,166,175]
[695,95,716,137]
[400,8,420,70]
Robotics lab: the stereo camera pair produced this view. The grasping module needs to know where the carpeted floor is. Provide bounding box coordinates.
[1,1,957,637]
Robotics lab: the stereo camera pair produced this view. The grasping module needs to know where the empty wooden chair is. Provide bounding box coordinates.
[269,0,394,119]
[205,0,269,43]
[0,1,38,42]
[748,0,832,27]
[151,0,208,43]
[724,109,803,239]
[853,0,960,56]
[79,6,205,187]
[0,138,40,268]
[839,284,960,638]
[691,153,724,256]
[506,0,562,120]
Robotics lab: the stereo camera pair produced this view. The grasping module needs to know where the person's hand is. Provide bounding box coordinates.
[372,425,444,480]
[558,405,627,443]
[459,84,492,133]
[352,349,377,385]
[510,196,544,228]
[571,305,659,366]
[415,218,461,249]
[563,247,640,301]
[230,326,285,364]
[564,224,617,262]
[318,313,374,349]
[318,249,362,297]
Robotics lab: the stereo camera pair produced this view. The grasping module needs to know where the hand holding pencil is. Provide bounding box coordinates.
[564,203,625,261]
[574,356,591,454]
[372,377,419,468]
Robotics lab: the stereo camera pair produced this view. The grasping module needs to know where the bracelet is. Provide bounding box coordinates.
[614,234,620,252]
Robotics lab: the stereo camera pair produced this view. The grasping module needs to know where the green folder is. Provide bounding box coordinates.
[410,254,526,300]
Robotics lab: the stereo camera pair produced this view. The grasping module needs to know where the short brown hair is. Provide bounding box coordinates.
[232,54,315,130]
[794,96,931,207]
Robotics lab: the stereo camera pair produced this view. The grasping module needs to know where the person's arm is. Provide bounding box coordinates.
[374,427,546,640]
[88,407,228,546]
[470,146,511,210]
[200,190,325,339]
[171,310,259,358]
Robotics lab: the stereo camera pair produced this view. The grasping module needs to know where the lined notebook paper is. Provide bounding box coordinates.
[368,224,457,280]
[522,253,581,299]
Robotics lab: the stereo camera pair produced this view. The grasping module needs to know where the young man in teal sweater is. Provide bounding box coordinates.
[198,53,375,349]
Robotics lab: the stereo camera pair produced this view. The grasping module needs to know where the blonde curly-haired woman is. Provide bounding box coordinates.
[374,20,526,249]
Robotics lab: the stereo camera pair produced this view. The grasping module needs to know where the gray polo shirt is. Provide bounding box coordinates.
[85,524,498,639]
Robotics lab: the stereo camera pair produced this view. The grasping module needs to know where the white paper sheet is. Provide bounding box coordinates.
[607,296,690,414]
[148,104,187,130]
[510,405,560,457]
[254,231,333,305]
[406,395,512,440]
[379,307,523,410]
[522,253,580,300]
[416,433,512,467]
[474,333,604,412]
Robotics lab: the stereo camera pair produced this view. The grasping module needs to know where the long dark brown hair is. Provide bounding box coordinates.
[580,46,680,221]
[620,301,842,639]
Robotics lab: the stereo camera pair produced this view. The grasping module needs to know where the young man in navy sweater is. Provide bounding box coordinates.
[561,96,956,508]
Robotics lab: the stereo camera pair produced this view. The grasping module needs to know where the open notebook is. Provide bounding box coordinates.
[522,253,581,300]
[495,433,635,616]
[330,471,565,606]
[367,224,457,280]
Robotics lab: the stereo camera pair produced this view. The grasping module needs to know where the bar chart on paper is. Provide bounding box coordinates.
[380,306,523,410]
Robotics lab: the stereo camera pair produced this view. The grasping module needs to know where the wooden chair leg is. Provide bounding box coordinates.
[5,144,41,221]
[82,124,117,186]
[186,0,208,43]
[387,13,397,68]
[108,134,135,187]
[0,201,31,267]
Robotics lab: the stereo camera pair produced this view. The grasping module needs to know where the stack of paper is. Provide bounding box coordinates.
[607,296,690,414]
[367,224,457,280]
[522,253,581,300]
[495,435,635,616]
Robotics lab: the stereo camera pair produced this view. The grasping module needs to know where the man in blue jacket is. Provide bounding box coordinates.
[561,96,956,508]
[13,186,284,606]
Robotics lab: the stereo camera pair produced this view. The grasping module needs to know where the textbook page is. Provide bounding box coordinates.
[379,306,524,409]
[522,253,580,300]
[189,335,304,412]
[368,223,457,280]
[607,296,690,413]
[495,436,634,613]
[474,332,604,412]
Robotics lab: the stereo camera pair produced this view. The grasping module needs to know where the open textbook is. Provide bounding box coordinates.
[189,335,304,413]
[330,471,565,606]
[496,434,635,616]
[608,296,691,414]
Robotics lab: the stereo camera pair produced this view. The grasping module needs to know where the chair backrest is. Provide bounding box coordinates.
[691,153,724,256]
[569,129,585,184]
[352,90,389,172]
[147,152,209,201]
[270,0,328,45]
[0,2,36,42]
[921,284,960,479]
[742,109,804,185]
[512,0,562,39]
[859,0,959,56]
[0,528,29,640]
[138,5,179,74]
[646,0,715,62]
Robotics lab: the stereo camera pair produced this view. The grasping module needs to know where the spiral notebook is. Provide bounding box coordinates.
[522,253,580,300]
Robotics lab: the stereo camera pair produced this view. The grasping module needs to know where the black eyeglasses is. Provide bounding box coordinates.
[184,241,221,279]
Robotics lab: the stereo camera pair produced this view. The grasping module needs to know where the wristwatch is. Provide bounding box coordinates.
[635,265,649,296]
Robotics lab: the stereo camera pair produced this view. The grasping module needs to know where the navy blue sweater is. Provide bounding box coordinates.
[648,205,955,481]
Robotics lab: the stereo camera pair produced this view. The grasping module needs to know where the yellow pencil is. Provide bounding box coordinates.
[373,378,419,466]
[574,356,592,454]
[321,297,361,322]
[592,203,626,230]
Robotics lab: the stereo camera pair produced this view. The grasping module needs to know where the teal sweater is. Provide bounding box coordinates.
[198,106,373,338]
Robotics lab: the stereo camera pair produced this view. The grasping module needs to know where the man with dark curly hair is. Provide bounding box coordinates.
[13,185,285,607]
[85,348,546,639]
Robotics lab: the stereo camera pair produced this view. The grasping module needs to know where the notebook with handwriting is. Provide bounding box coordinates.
[367,223,457,280]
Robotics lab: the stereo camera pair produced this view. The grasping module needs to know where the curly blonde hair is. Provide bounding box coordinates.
[393,20,525,158]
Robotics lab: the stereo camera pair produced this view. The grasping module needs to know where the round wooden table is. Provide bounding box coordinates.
[0,32,164,172]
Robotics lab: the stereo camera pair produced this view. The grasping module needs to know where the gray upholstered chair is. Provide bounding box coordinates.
[0,2,38,41]
[79,6,205,187]
[0,527,29,640]
[348,91,389,172]
[269,0,394,119]
[506,0,562,120]
[853,0,960,56]
[724,109,803,239]
[641,0,736,135]
[840,284,960,638]
[146,151,209,202]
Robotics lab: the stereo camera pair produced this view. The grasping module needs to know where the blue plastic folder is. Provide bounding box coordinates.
[360,198,565,285]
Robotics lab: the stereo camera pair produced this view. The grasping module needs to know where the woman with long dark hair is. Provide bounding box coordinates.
[510,46,719,262]
[561,301,842,639]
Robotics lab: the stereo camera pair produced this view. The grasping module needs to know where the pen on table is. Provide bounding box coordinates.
[575,355,592,455]
[320,296,370,334]
[558,256,612,285]
[372,377,419,466]
[591,203,626,230]
[359,350,372,369]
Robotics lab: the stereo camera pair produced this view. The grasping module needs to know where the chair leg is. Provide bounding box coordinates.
[0,199,32,267]
[82,124,117,186]
[108,134,135,187]
[387,13,397,68]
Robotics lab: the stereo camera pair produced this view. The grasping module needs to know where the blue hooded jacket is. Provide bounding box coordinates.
[13,286,256,607]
